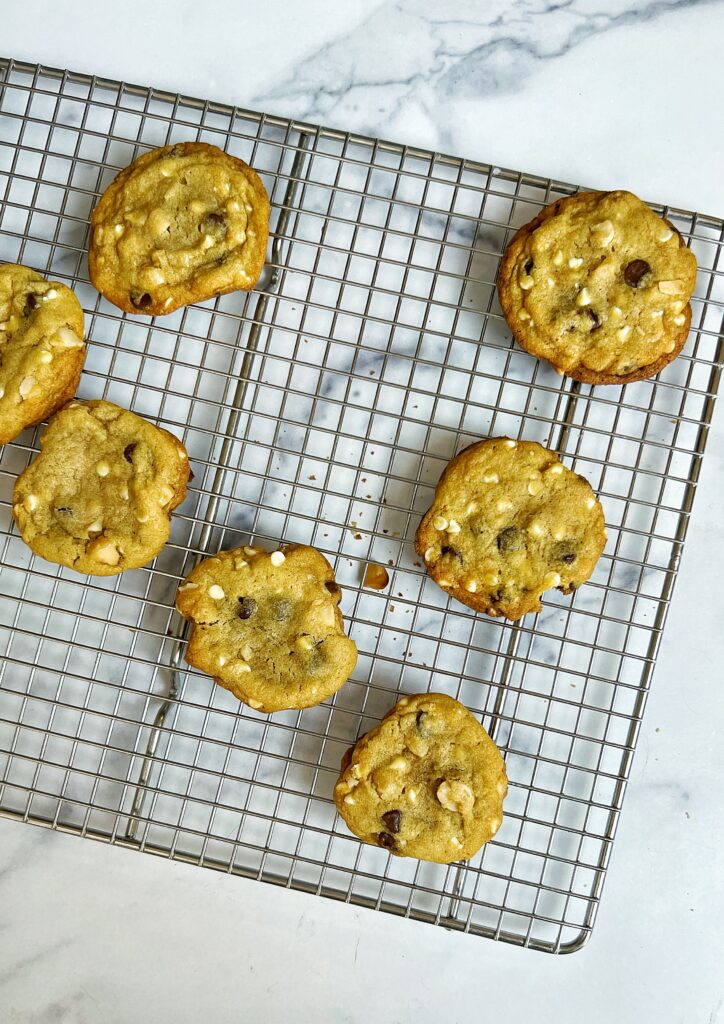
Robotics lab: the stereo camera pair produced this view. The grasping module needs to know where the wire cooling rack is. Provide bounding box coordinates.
[0,58,722,955]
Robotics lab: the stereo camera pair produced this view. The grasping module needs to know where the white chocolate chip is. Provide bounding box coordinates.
[96,461,110,477]
[144,267,166,286]
[388,756,410,773]
[465,501,478,515]
[234,557,249,570]
[437,578,452,587]
[568,257,583,269]
[202,234,215,250]
[496,779,507,796]
[657,279,685,295]
[576,287,591,307]
[528,520,544,538]
[436,780,475,815]
[518,274,534,290]
[547,463,564,476]
[227,200,240,213]
[24,494,39,512]
[39,349,53,364]
[87,520,103,536]
[432,515,448,531]
[18,376,36,399]
[659,228,673,242]
[177,447,187,460]
[490,817,501,834]
[408,787,419,804]
[245,203,253,214]
[447,519,461,535]
[218,655,227,667]
[503,439,517,449]
[544,572,562,588]
[242,644,253,661]
[0,385,5,399]
[208,584,225,600]
[343,795,355,805]
[617,325,632,342]
[90,539,120,566]
[610,306,623,319]
[496,498,513,513]
[527,479,543,496]
[119,485,129,500]
[465,579,478,593]
[270,550,286,566]
[158,484,175,505]
[451,837,463,848]
[424,547,435,561]
[44,288,58,299]
[137,512,150,523]
[321,605,337,627]
[671,300,685,314]
[482,472,499,484]
[177,582,198,593]
[552,250,563,266]
[672,313,686,326]
[243,546,258,556]
[237,661,252,674]
[586,497,596,510]
[296,636,314,652]
[53,326,84,349]
[517,309,531,321]
[592,219,614,246]
[247,698,263,709]
[650,309,663,318]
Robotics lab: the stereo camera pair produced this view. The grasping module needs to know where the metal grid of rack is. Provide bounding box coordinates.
[0,58,722,954]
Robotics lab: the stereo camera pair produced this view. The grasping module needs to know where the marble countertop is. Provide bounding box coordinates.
[2,2,723,1022]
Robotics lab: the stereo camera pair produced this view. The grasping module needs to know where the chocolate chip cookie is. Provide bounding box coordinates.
[334,692,507,863]
[89,142,270,316]
[176,544,358,713]
[13,400,189,575]
[415,437,606,620]
[0,264,85,444]
[497,190,697,384]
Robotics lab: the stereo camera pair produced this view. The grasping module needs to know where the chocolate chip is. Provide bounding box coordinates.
[202,211,226,233]
[130,290,152,309]
[524,258,534,274]
[497,527,525,553]
[441,545,463,563]
[237,597,257,619]
[586,308,601,330]
[272,598,293,621]
[24,293,38,316]
[377,832,396,850]
[623,259,650,287]
[381,810,401,834]
[123,443,137,463]
[324,581,340,596]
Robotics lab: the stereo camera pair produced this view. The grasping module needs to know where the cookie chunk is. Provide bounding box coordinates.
[0,264,85,444]
[13,400,189,575]
[89,142,270,316]
[176,544,358,713]
[334,693,507,863]
[497,190,697,384]
[415,437,606,620]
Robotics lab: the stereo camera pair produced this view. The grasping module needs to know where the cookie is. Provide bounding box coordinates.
[12,400,189,575]
[176,544,358,713]
[88,142,270,316]
[0,264,85,444]
[334,692,507,863]
[497,190,697,384]
[415,437,606,620]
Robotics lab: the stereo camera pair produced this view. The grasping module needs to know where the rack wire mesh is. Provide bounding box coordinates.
[0,58,722,954]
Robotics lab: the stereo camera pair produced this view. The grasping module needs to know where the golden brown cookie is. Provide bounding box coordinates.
[334,692,507,863]
[89,142,270,316]
[12,400,189,575]
[497,190,697,384]
[176,544,358,713]
[0,264,85,444]
[415,437,606,620]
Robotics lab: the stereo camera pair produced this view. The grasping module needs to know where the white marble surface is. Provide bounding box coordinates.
[2,1,724,1021]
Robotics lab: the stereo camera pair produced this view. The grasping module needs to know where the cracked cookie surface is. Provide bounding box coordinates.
[0,264,85,444]
[497,190,697,384]
[176,544,358,713]
[12,400,189,575]
[89,142,270,316]
[415,437,606,620]
[334,692,507,863]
